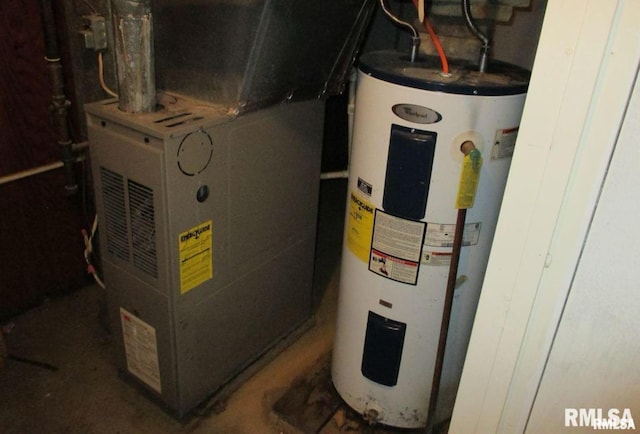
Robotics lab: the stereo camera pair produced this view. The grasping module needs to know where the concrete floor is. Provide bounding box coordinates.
[0,180,444,434]
[0,278,340,434]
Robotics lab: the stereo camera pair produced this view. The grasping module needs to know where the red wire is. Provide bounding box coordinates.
[411,0,450,74]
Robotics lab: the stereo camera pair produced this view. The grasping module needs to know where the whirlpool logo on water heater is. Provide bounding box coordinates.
[392,104,442,124]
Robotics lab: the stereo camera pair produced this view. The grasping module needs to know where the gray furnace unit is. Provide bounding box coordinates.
[87,0,375,417]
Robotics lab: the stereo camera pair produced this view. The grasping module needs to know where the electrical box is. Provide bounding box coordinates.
[81,14,107,51]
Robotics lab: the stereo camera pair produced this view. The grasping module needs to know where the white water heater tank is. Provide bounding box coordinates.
[331,50,529,428]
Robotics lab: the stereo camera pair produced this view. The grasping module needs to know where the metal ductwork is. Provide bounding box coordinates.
[153,0,376,114]
[109,0,375,114]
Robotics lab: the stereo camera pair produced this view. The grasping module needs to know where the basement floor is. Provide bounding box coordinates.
[0,180,448,434]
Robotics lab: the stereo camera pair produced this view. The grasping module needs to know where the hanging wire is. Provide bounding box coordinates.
[82,214,106,289]
[98,51,118,98]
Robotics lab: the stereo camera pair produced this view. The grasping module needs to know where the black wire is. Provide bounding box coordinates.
[79,0,98,15]
[8,354,59,372]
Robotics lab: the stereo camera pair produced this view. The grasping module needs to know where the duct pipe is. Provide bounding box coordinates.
[40,0,78,194]
[112,0,156,113]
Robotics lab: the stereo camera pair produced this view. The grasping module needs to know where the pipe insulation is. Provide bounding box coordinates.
[112,0,156,113]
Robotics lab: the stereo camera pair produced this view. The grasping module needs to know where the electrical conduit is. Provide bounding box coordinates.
[379,0,420,62]
[462,0,490,73]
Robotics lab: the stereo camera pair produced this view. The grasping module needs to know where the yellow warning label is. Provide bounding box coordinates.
[346,191,375,263]
[456,154,483,209]
[179,220,213,294]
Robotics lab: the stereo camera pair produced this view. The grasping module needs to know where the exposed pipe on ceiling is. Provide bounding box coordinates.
[40,0,78,194]
[111,0,156,113]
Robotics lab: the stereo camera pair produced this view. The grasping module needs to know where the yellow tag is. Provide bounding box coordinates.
[346,191,375,263]
[456,154,482,209]
[179,220,213,294]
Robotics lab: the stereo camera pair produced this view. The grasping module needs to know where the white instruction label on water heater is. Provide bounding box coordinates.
[120,308,161,393]
[492,127,519,160]
[422,250,453,266]
[425,222,482,248]
[369,210,425,285]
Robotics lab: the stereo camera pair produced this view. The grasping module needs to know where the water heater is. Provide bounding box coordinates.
[331,50,529,428]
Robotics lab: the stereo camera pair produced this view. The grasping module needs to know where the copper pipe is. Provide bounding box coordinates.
[426,207,466,432]
[427,141,479,431]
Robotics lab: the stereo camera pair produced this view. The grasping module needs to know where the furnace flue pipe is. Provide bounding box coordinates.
[112,0,156,113]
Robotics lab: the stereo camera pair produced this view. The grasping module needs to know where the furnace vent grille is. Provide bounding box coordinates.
[100,167,158,278]
[100,167,130,261]
[128,180,158,278]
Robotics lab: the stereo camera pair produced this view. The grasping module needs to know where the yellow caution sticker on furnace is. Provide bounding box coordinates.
[346,191,375,263]
[179,220,213,294]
